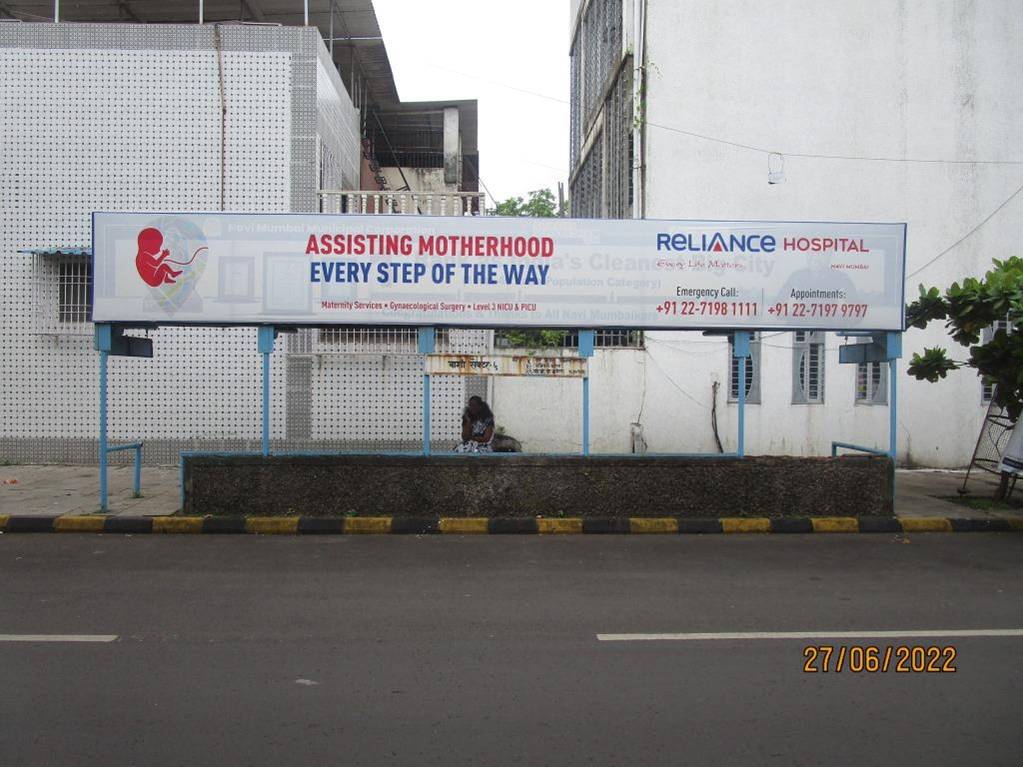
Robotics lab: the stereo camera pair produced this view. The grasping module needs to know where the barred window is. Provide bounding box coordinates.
[58,257,92,324]
[569,37,582,171]
[793,331,825,403]
[570,133,604,219]
[728,333,761,403]
[855,361,887,405]
[494,329,643,350]
[316,327,419,353]
[569,0,629,219]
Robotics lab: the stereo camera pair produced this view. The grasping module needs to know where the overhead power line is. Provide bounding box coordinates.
[905,180,1023,280]
[643,119,1023,166]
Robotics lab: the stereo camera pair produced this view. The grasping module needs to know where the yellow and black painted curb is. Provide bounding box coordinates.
[1,515,1021,535]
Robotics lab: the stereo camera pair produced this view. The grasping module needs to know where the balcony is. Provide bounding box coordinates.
[319,190,487,216]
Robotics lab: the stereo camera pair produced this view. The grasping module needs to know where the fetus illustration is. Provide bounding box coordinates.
[135,227,206,287]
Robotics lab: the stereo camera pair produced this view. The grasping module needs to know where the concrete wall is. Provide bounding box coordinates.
[551,0,1023,466]
[183,453,894,517]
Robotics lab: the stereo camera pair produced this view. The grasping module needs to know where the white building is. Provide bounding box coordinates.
[0,6,485,466]
[499,0,1023,466]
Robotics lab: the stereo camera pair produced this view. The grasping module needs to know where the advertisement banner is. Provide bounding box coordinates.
[92,212,907,330]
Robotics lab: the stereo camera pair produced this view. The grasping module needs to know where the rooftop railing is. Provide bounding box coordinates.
[319,190,487,216]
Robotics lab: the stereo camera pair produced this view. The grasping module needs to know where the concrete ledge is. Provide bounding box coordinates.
[4,515,1021,535]
[181,453,895,518]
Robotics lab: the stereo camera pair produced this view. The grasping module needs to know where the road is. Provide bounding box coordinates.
[1,533,1022,766]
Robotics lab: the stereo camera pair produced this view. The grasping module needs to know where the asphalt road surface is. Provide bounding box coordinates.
[2,533,1022,766]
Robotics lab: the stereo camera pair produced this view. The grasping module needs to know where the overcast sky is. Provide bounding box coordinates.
[373,0,570,206]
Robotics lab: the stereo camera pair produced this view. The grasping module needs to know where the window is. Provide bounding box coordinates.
[569,0,630,219]
[58,257,92,324]
[981,319,1011,403]
[855,361,887,405]
[570,133,604,218]
[494,329,644,350]
[316,326,419,353]
[728,332,761,403]
[792,331,825,403]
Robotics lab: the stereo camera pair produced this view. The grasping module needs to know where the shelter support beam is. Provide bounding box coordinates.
[579,330,595,456]
[419,327,436,455]
[98,348,108,509]
[732,331,751,458]
[887,332,901,460]
[257,327,277,458]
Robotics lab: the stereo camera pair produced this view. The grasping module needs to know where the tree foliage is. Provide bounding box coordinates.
[490,188,563,218]
[906,257,1023,419]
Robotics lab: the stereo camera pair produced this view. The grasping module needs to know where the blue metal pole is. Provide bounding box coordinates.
[418,327,436,456]
[733,331,750,458]
[261,351,270,457]
[582,375,590,456]
[99,349,108,511]
[423,374,432,455]
[133,444,142,498]
[889,357,897,459]
[257,326,276,458]
[578,330,595,457]
[737,354,746,458]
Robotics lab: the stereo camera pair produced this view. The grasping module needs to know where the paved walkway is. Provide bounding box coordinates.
[0,464,1015,518]
[0,465,180,517]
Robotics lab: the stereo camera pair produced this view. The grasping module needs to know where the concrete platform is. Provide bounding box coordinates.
[0,463,1015,519]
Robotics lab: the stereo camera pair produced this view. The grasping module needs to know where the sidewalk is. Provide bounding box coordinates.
[0,464,1014,519]
[0,465,180,517]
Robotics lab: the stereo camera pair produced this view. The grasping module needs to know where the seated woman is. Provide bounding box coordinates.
[455,396,495,453]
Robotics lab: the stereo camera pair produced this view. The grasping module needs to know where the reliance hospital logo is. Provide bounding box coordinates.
[657,231,778,253]
[133,219,209,314]
[656,230,871,254]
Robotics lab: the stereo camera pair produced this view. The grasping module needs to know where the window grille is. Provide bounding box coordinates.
[494,329,643,350]
[570,132,604,218]
[728,332,761,403]
[315,326,420,354]
[569,37,582,171]
[981,318,1011,403]
[792,331,825,403]
[59,258,92,324]
[310,327,463,355]
[580,0,622,129]
[604,62,634,220]
[855,361,887,405]
[33,253,93,335]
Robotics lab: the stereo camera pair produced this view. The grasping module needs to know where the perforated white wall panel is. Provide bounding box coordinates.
[0,23,431,465]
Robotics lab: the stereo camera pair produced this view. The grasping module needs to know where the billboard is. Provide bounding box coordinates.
[92,213,907,330]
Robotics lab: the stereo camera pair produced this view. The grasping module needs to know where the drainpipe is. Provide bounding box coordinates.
[632,0,646,220]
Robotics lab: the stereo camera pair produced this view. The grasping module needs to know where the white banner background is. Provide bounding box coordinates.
[92,213,906,330]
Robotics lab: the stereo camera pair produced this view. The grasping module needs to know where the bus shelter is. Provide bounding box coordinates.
[89,213,907,511]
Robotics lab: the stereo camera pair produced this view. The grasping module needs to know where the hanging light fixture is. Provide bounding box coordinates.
[768,152,785,184]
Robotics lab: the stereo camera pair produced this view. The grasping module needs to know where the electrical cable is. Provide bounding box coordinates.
[643,349,712,411]
[905,180,1023,280]
[462,154,499,209]
[643,119,1023,166]
[419,62,569,105]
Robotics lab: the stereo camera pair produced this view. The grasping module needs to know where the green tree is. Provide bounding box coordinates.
[905,257,1023,420]
[490,188,564,218]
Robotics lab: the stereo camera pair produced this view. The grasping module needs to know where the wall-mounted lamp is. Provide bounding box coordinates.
[768,152,785,184]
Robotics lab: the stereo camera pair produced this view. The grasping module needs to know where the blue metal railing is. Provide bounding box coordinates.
[103,442,143,504]
[831,441,888,457]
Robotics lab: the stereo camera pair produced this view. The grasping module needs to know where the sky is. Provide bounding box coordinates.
[373,0,570,206]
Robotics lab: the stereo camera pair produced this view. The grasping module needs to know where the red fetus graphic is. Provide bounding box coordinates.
[135,227,206,287]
